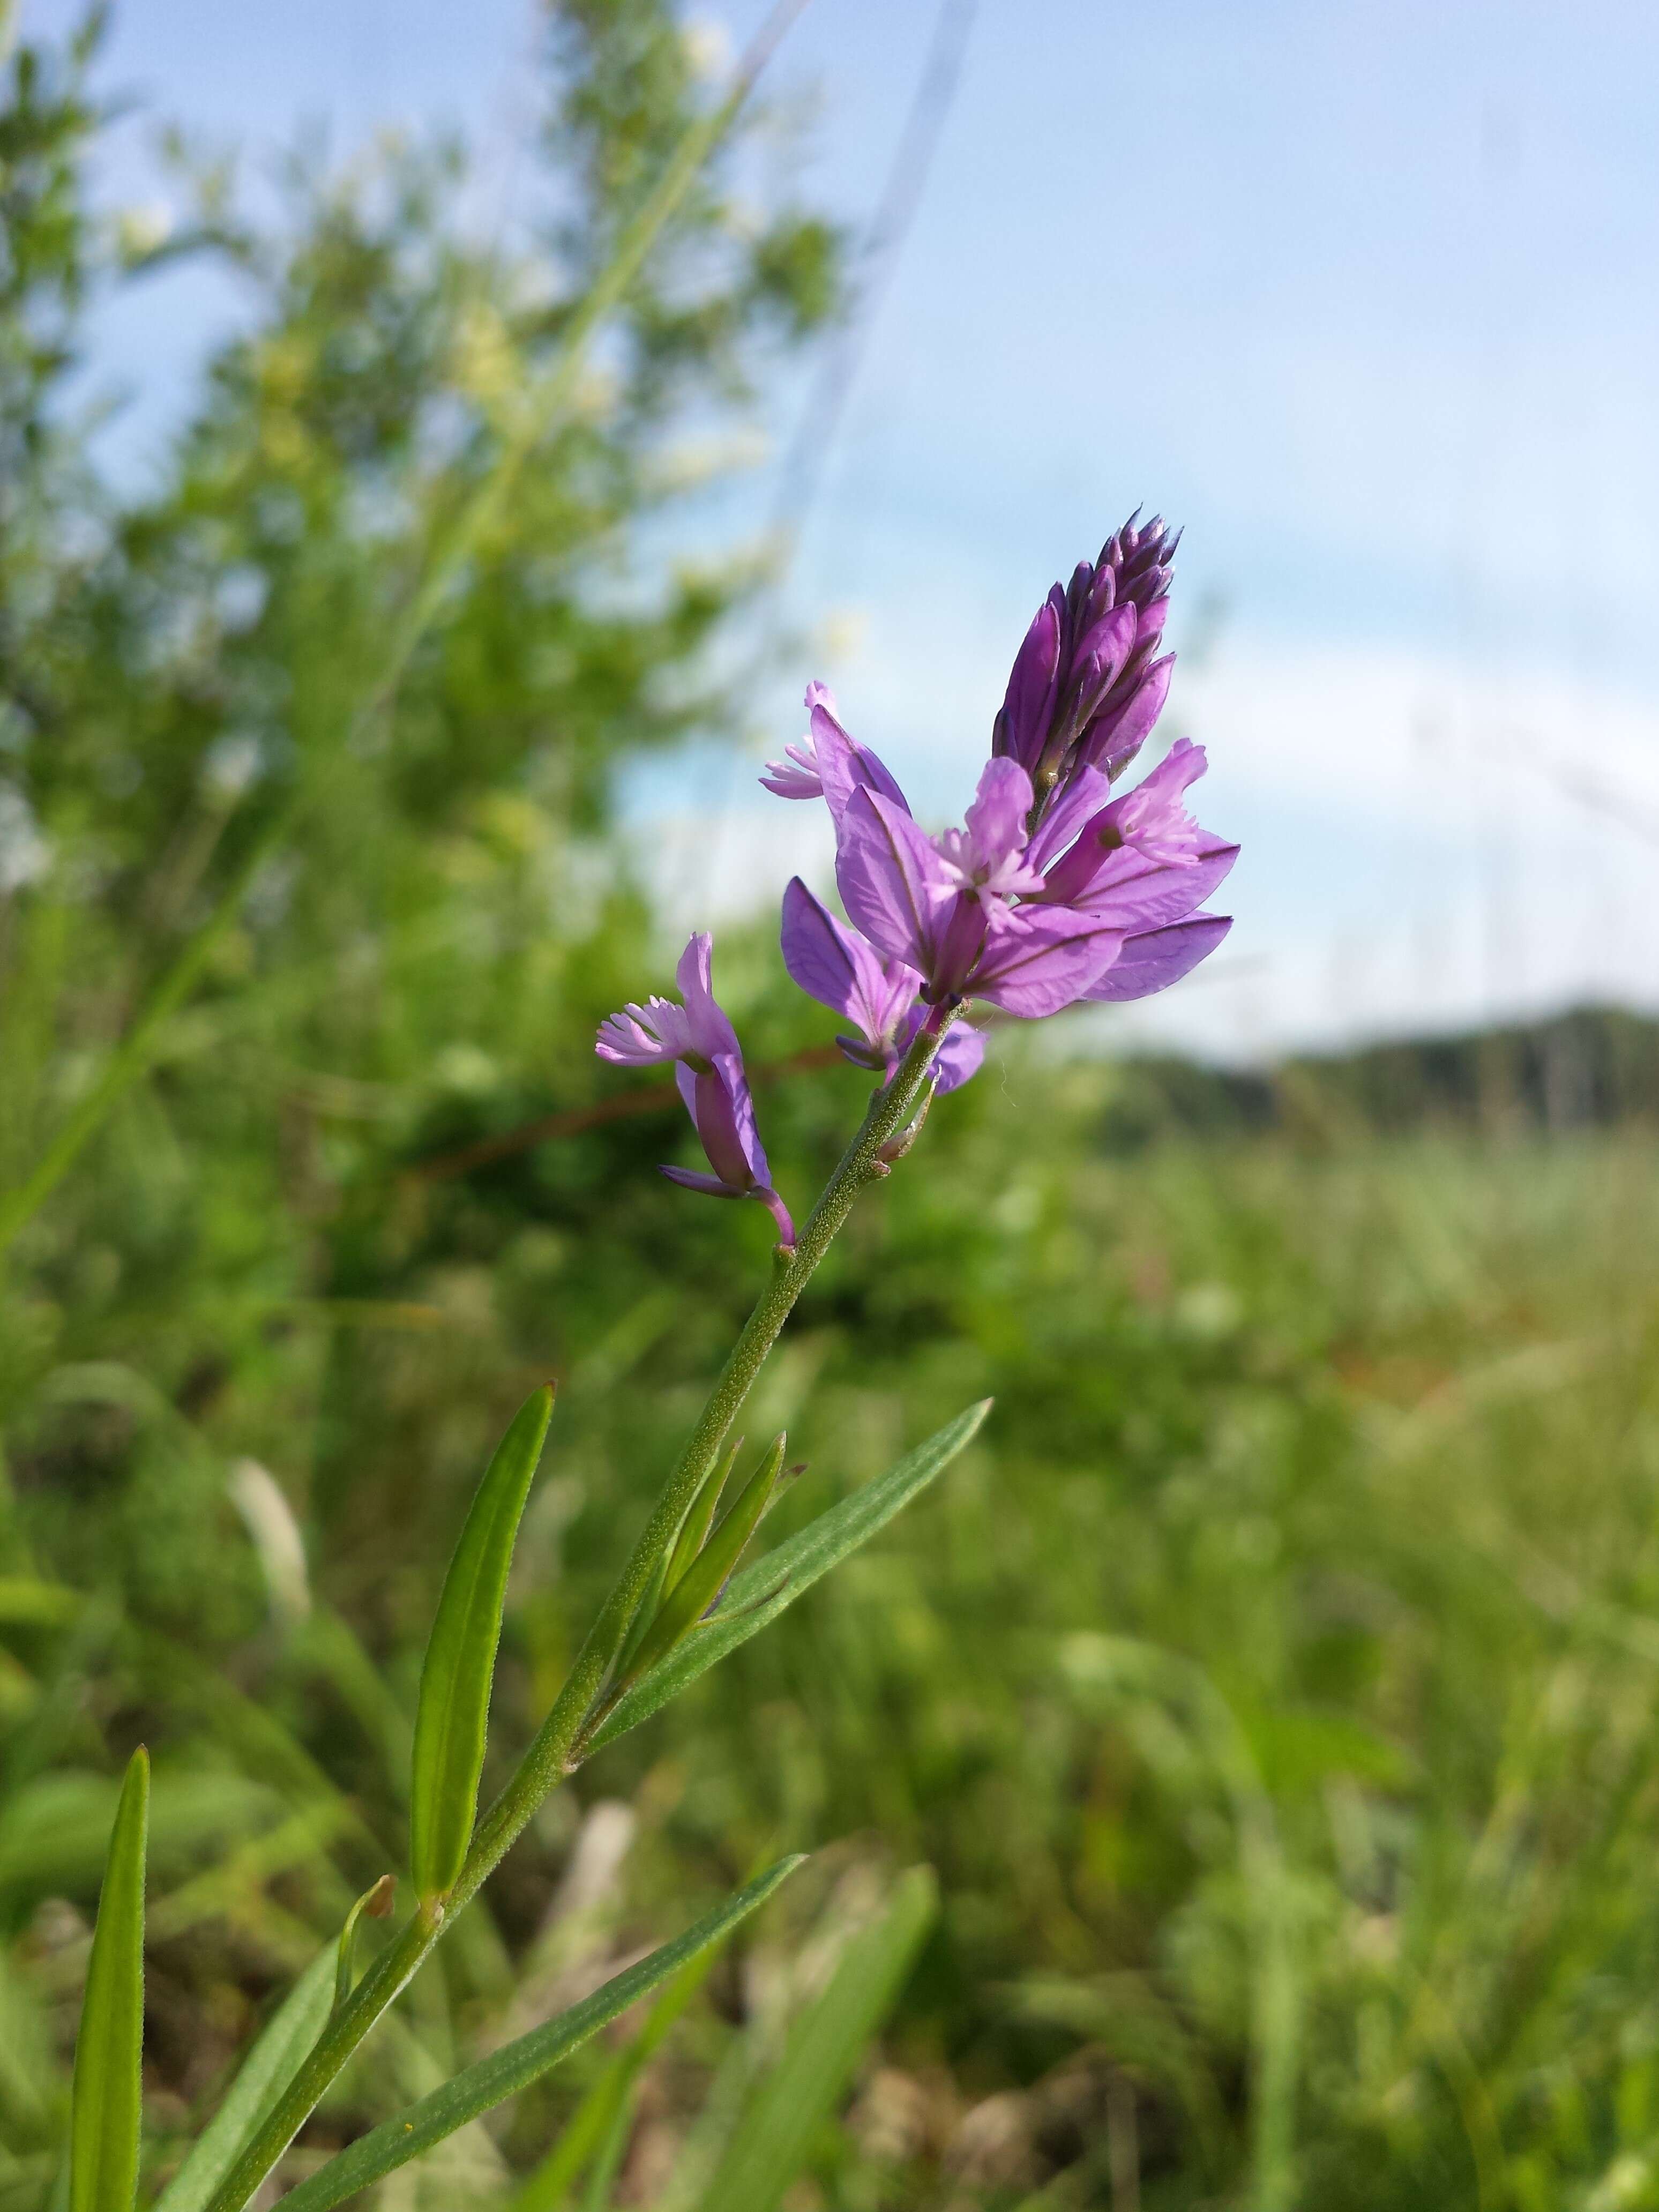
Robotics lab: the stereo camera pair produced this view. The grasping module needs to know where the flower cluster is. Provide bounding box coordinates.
[599,514,1235,1246]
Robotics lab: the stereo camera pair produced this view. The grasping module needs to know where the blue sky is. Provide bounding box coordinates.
[21,0,1659,1057]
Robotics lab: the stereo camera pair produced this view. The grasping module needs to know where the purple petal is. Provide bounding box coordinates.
[596,991,701,1065]
[804,686,910,825]
[1057,836,1239,930]
[595,1005,675,1066]
[760,741,824,799]
[969,903,1125,1019]
[1081,912,1232,1002]
[1102,738,1209,861]
[889,1006,984,1095]
[659,1165,743,1198]
[936,758,1043,899]
[931,1018,986,1094]
[1035,740,1232,916]
[1079,654,1174,777]
[780,878,915,1047]
[675,933,742,1063]
[835,788,955,979]
[933,893,992,999]
[1027,764,1113,873]
[678,1056,770,1193]
[995,597,1063,773]
[1071,602,1138,700]
[963,757,1037,877]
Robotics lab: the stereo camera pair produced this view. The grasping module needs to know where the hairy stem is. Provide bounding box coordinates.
[199,1007,945,2212]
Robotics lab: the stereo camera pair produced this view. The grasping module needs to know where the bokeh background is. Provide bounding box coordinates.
[2,2,1658,2206]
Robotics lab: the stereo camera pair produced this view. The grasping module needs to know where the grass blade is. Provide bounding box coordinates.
[587,1401,990,1753]
[410,1386,553,1905]
[152,1945,335,2212]
[70,1746,149,2212]
[273,1857,804,2212]
[693,1865,938,2212]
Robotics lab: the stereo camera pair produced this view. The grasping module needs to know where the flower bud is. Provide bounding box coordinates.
[992,511,1180,811]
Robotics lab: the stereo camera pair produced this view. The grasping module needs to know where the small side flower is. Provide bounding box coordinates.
[597,935,795,1247]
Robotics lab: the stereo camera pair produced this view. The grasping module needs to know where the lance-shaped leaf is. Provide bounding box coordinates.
[409,1386,554,1905]
[617,1435,788,1692]
[611,1437,742,1687]
[611,1543,672,1688]
[588,1400,990,1753]
[508,1939,719,2211]
[153,1944,336,2212]
[272,1857,803,2212]
[693,1865,938,2212]
[665,1437,741,1593]
[71,1746,149,2212]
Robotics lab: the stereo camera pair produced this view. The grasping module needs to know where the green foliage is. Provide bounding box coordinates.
[7,6,1659,2211]
[611,1432,788,1697]
[273,1857,803,2212]
[331,1873,394,2011]
[151,1945,335,2212]
[692,1864,937,2212]
[591,1400,991,1751]
[70,1746,147,2212]
[410,1388,552,1903]
[506,1941,718,2212]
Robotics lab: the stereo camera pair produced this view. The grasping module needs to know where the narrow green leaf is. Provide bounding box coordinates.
[333,1875,396,2013]
[619,1437,787,1691]
[409,1386,553,1904]
[510,1934,724,2212]
[611,1437,742,1688]
[70,1746,148,2212]
[274,1857,804,2212]
[152,1945,335,2212]
[693,1866,938,2212]
[666,1438,741,1593]
[611,1546,672,1687]
[588,1401,991,1753]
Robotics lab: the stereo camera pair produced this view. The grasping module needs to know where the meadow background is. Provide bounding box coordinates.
[2,3,1659,2207]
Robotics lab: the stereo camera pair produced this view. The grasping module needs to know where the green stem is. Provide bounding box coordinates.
[197,1010,946,2212]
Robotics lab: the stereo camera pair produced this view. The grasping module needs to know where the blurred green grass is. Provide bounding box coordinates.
[5,8,1659,2207]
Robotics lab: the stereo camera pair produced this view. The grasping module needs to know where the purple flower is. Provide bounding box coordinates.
[780,878,985,1093]
[834,757,1126,1016]
[596,934,795,1245]
[992,511,1180,806]
[1024,738,1237,1000]
[761,682,910,821]
[759,514,1236,1028]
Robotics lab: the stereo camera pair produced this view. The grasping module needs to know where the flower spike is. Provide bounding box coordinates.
[992,510,1182,813]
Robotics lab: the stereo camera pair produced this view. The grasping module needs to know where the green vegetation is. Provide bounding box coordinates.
[5,9,1659,2207]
